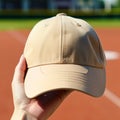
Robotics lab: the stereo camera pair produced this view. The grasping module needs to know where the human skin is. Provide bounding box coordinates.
[11,55,71,120]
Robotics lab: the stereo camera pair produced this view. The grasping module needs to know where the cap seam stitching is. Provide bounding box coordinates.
[61,15,63,63]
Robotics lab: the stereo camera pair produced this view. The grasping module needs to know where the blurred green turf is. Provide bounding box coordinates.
[86,18,120,28]
[0,18,120,30]
[0,19,40,30]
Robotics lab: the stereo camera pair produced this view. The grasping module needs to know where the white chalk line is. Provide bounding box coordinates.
[7,30,26,44]
[104,89,120,108]
[104,51,120,108]
[7,30,120,108]
[105,50,120,60]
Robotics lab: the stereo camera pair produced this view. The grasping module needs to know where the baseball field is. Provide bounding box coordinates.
[0,18,120,120]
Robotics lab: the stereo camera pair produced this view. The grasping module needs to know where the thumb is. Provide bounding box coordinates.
[11,55,29,108]
[12,55,27,84]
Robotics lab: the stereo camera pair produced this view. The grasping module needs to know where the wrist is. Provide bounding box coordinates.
[11,108,26,120]
[11,108,38,120]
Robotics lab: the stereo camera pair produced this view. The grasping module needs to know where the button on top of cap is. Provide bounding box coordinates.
[56,13,67,16]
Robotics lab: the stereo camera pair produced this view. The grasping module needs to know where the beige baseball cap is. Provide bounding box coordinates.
[24,13,106,98]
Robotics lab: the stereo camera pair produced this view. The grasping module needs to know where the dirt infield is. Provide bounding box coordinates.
[0,28,120,120]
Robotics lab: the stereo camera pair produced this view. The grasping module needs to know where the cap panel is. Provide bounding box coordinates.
[24,16,62,68]
[75,17,106,66]
[61,16,105,68]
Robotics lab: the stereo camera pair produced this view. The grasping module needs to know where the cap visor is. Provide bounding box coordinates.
[24,64,106,98]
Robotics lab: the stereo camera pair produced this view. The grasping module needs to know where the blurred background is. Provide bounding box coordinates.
[0,0,120,120]
[0,0,119,18]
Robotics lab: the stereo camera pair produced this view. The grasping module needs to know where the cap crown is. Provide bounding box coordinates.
[24,13,106,68]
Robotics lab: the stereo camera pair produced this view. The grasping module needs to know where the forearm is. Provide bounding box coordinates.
[11,109,37,120]
[11,109,26,120]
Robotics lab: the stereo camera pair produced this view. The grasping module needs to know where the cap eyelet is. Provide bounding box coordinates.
[77,22,81,27]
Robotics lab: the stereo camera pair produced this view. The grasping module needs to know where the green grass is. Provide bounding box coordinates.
[86,18,120,28]
[0,18,120,30]
[0,19,40,30]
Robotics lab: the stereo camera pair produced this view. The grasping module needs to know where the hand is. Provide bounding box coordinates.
[11,55,71,120]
